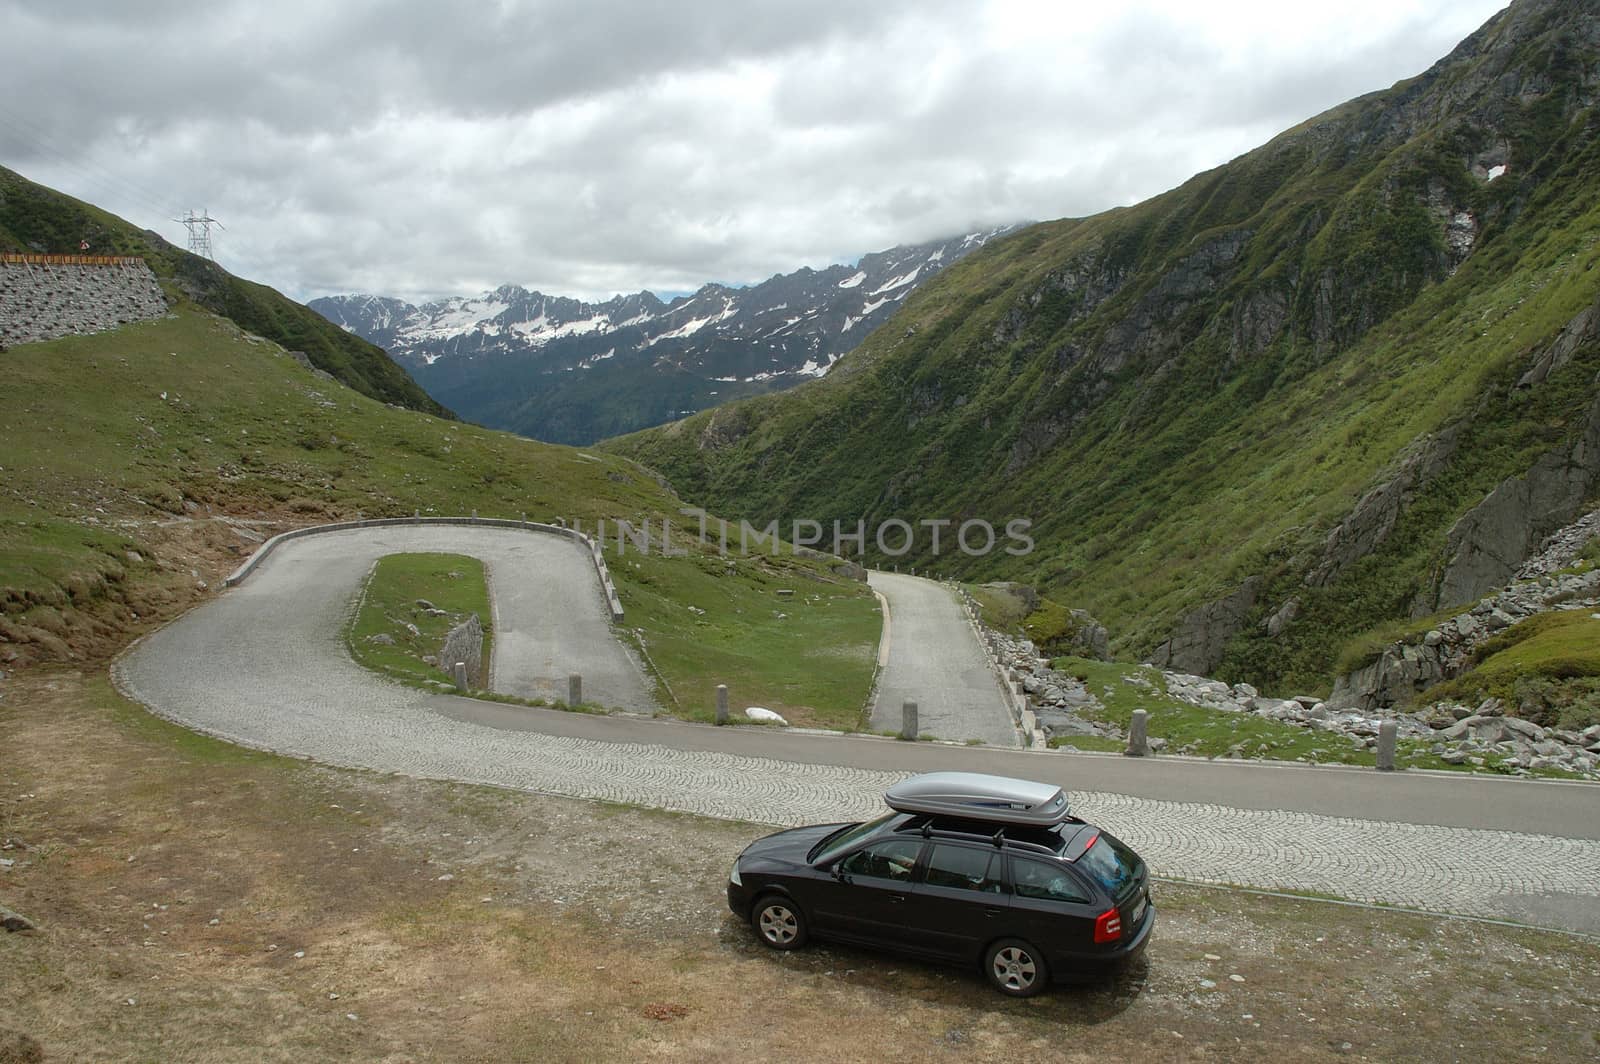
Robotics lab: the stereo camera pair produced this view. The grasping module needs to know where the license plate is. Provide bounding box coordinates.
[1129,894,1148,926]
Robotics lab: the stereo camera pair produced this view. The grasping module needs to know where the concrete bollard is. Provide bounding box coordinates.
[715,684,729,725]
[452,661,468,692]
[568,673,582,707]
[1376,720,1398,771]
[1125,709,1149,757]
[901,700,918,741]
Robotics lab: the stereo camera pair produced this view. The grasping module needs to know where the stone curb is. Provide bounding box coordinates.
[223,516,625,622]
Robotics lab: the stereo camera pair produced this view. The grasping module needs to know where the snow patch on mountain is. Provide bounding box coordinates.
[309,222,1022,442]
[868,265,921,296]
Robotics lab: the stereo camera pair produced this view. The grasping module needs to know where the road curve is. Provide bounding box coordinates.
[120,524,657,715]
[111,524,1600,932]
[867,571,1019,746]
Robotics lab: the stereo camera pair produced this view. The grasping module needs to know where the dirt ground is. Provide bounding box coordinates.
[2,669,1599,1063]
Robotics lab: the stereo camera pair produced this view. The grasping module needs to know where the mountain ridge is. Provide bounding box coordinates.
[605,0,1600,696]
[311,227,1017,444]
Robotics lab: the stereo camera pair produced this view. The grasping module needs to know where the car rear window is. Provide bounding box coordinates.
[1076,833,1142,898]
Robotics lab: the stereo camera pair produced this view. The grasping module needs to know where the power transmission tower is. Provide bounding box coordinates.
[174,209,224,260]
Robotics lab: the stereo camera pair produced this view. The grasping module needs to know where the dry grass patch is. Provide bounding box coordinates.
[1,668,1598,1062]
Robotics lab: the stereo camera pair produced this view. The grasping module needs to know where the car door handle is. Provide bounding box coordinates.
[983,907,1004,917]
[888,894,906,904]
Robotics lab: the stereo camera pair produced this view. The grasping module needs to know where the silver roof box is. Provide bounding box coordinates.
[884,772,1070,827]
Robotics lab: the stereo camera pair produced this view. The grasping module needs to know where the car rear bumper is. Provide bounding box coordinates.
[1050,903,1155,980]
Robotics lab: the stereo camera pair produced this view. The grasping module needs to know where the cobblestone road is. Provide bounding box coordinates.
[114,525,1600,933]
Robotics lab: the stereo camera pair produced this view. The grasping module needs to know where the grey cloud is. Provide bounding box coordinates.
[0,0,1511,304]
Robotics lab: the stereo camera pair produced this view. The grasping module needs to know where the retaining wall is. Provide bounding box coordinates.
[223,517,626,622]
[0,256,168,347]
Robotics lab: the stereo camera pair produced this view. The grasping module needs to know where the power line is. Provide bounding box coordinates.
[0,104,179,226]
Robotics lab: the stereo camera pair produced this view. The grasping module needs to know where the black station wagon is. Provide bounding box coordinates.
[727,771,1153,996]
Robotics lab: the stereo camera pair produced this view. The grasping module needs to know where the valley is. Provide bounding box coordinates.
[6,0,1600,1059]
[313,227,1015,445]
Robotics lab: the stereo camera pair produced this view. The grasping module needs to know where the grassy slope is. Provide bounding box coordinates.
[606,2,1600,695]
[0,306,877,724]
[0,164,448,416]
[1422,611,1600,728]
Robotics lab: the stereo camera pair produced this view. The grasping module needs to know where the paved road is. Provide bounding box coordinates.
[113,524,1600,932]
[867,572,1019,746]
[122,524,656,713]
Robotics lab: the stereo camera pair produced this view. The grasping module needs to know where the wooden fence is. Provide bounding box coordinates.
[0,253,145,267]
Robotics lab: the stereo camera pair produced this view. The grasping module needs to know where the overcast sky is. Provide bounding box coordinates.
[1,0,1508,304]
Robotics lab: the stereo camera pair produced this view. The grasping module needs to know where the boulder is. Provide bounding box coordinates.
[1264,598,1301,638]
[439,613,484,687]
[1503,717,1547,742]
[0,906,36,932]
[1440,715,1508,743]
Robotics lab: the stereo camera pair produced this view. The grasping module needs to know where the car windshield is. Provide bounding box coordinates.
[808,812,897,865]
[1076,832,1143,898]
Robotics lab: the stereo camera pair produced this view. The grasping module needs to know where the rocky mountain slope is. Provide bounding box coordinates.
[311,228,1014,444]
[607,0,1600,697]
[0,165,448,417]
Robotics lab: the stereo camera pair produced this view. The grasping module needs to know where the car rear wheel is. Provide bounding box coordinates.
[752,895,807,950]
[985,938,1048,997]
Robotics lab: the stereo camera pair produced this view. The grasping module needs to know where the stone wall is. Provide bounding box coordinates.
[0,257,168,347]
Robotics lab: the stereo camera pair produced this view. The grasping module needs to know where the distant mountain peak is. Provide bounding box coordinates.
[310,224,1020,442]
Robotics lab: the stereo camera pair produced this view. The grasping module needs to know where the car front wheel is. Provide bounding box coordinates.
[752,895,807,950]
[985,938,1048,997]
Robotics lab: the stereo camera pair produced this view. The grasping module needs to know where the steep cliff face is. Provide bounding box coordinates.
[608,0,1600,693]
[1434,390,1600,610]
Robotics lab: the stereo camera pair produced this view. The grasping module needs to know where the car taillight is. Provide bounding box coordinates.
[1093,907,1122,943]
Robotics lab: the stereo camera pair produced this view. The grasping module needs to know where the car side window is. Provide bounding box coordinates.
[1011,856,1090,903]
[838,839,923,881]
[923,844,1004,894]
